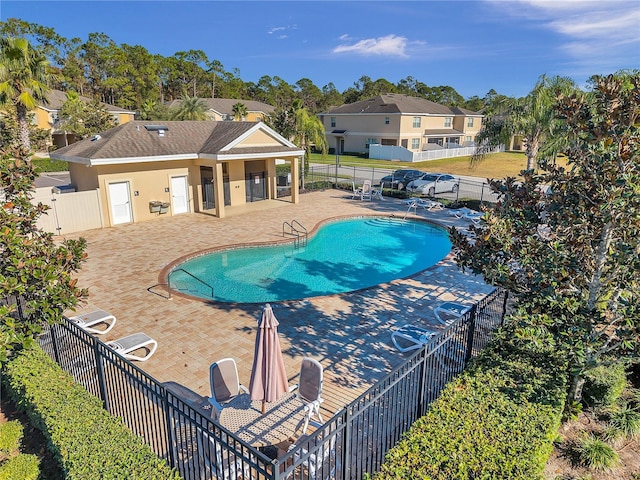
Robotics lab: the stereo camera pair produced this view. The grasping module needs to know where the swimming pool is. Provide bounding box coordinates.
[168,217,451,303]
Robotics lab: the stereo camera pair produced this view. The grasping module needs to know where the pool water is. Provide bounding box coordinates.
[170,217,451,303]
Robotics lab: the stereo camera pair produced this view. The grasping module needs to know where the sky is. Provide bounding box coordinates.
[2,0,639,99]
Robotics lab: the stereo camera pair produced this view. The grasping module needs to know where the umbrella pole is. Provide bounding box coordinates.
[261,400,266,414]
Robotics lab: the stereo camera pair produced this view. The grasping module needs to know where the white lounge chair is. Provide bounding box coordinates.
[209,358,249,411]
[361,180,372,201]
[295,357,324,434]
[351,181,363,200]
[69,309,116,335]
[434,302,472,325]
[391,324,437,352]
[447,207,482,222]
[105,332,158,361]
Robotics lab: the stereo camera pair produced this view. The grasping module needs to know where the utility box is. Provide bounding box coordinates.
[52,185,76,194]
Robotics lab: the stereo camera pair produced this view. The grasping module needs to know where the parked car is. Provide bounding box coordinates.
[377,169,424,190]
[406,173,459,196]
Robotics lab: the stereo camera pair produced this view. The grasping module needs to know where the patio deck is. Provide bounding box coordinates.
[62,189,493,418]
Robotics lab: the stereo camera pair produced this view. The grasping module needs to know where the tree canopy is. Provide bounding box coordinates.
[452,73,640,404]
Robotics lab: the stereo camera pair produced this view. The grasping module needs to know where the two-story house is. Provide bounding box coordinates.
[166,98,275,122]
[35,89,136,148]
[320,94,483,154]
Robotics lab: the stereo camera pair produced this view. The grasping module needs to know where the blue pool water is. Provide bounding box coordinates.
[169,217,451,303]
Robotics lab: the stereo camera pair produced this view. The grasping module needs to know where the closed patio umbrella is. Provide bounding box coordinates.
[249,303,289,413]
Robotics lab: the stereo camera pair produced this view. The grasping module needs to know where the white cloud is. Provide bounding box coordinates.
[333,34,409,57]
[267,25,298,37]
[486,0,640,73]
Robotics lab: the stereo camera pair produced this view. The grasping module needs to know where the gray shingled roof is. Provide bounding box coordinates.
[166,98,275,115]
[40,89,135,113]
[50,121,299,162]
[325,94,481,116]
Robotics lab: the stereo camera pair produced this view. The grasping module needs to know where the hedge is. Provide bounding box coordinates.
[375,326,567,480]
[2,347,180,480]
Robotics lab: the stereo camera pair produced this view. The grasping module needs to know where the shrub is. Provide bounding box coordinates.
[609,405,640,439]
[375,326,567,479]
[0,453,39,480]
[3,347,179,479]
[575,435,619,470]
[582,363,627,408]
[0,421,23,458]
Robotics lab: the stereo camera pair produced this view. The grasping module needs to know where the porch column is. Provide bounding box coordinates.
[267,159,277,199]
[214,161,225,218]
[290,156,300,204]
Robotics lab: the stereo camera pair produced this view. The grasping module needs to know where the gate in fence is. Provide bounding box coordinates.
[35,288,507,479]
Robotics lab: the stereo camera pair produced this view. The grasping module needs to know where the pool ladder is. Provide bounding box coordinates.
[166,268,214,300]
[283,220,308,248]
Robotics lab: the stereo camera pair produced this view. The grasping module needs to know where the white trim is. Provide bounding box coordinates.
[203,150,305,161]
[88,154,197,166]
[220,123,298,151]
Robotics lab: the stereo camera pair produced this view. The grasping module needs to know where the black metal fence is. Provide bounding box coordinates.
[36,288,507,479]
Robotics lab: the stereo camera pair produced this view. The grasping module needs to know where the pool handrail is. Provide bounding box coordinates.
[167,268,214,300]
[282,219,308,248]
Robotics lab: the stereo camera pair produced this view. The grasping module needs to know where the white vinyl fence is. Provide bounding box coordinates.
[33,188,103,235]
[369,144,504,162]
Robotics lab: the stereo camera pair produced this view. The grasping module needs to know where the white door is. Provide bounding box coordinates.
[108,181,132,225]
[171,175,189,214]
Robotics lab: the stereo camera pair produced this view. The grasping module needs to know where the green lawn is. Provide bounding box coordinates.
[309,151,562,180]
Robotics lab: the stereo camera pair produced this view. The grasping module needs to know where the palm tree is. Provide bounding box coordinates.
[473,75,577,170]
[289,99,328,189]
[171,96,208,121]
[232,102,248,121]
[0,37,53,153]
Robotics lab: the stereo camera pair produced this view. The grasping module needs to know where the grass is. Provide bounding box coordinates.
[310,151,566,180]
[575,435,619,470]
[31,157,69,172]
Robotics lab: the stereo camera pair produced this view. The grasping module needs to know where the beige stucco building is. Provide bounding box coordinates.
[35,89,136,148]
[166,98,275,122]
[50,121,303,227]
[320,94,483,154]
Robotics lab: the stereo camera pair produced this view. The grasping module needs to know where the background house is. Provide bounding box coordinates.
[319,94,483,155]
[166,98,275,122]
[35,89,136,148]
[50,120,303,226]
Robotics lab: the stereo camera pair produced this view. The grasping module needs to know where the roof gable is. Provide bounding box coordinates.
[325,94,481,116]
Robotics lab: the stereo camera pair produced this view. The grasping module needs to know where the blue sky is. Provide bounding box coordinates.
[2,0,639,99]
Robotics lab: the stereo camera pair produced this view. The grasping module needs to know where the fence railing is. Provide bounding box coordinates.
[35,288,507,479]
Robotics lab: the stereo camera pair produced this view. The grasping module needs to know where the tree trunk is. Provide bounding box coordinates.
[16,103,31,154]
[568,373,585,403]
[588,221,614,310]
[525,136,539,171]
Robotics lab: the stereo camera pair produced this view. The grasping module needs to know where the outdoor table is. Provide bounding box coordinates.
[218,391,306,446]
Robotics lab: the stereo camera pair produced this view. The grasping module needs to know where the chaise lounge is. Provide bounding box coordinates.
[105,332,158,361]
[69,309,117,335]
[391,324,437,352]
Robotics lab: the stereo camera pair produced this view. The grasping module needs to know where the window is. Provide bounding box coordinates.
[465,136,472,143]
[330,117,336,127]
[412,117,421,128]
[385,116,390,125]
[411,138,420,150]
[365,138,378,148]
[444,117,452,127]
[467,117,474,127]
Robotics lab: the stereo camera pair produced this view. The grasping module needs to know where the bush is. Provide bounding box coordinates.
[2,347,179,479]
[609,405,640,439]
[582,363,627,408]
[0,453,39,480]
[375,326,567,479]
[0,421,23,458]
[575,435,619,470]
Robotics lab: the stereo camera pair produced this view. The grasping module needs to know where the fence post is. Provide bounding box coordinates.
[162,387,177,473]
[418,348,429,417]
[50,324,60,364]
[464,305,477,366]
[341,408,351,480]
[500,290,509,326]
[480,182,485,204]
[94,339,109,410]
[335,155,339,187]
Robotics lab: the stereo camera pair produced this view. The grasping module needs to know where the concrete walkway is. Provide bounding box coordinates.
[62,189,493,416]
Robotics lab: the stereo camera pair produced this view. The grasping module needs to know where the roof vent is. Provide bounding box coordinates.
[144,125,169,137]
[91,134,101,142]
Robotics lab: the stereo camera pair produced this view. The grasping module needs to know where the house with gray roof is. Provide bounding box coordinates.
[166,98,275,122]
[35,89,136,148]
[319,94,483,155]
[50,120,303,225]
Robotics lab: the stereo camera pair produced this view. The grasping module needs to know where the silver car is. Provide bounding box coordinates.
[406,173,459,196]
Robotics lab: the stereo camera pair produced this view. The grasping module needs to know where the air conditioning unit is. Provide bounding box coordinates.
[52,185,76,194]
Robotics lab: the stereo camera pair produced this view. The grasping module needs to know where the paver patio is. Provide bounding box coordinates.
[62,189,493,416]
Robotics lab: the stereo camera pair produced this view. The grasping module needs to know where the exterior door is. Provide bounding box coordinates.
[108,181,132,225]
[200,167,215,210]
[171,175,189,214]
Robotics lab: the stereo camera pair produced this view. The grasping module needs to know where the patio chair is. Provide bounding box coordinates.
[209,358,249,411]
[287,421,338,480]
[351,181,363,200]
[391,324,437,352]
[447,207,480,220]
[105,332,158,361]
[434,302,472,326]
[361,180,372,201]
[68,309,117,335]
[295,357,324,434]
[372,181,384,200]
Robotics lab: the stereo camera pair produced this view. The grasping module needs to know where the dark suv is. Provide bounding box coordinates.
[377,169,424,190]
